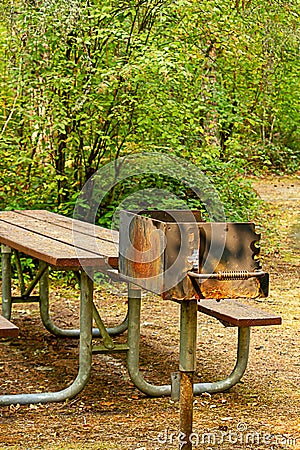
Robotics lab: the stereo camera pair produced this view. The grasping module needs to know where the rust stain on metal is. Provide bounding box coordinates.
[119,211,269,301]
[199,261,261,299]
[179,372,194,450]
[130,218,162,279]
[196,223,268,299]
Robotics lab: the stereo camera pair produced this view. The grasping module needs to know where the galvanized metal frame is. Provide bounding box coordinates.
[0,246,127,406]
[126,286,250,397]
[1,246,251,408]
[38,262,128,339]
[0,270,93,406]
[1,249,128,338]
[1,245,12,320]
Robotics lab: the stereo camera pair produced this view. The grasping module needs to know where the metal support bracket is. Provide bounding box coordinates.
[92,302,115,349]
[13,262,48,302]
[92,344,129,354]
[2,249,48,312]
[171,372,181,401]
[126,288,250,398]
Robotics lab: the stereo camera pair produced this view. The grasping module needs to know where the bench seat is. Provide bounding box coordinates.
[0,315,19,338]
[198,299,282,327]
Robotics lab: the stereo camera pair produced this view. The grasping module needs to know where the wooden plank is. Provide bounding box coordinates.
[15,210,119,243]
[0,220,112,268]
[198,299,282,327]
[0,211,118,256]
[0,315,19,338]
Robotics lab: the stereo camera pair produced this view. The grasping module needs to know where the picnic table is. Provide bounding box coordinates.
[0,209,281,448]
[0,209,120,405]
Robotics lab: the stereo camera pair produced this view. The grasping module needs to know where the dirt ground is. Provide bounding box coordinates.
[0,175,299,450]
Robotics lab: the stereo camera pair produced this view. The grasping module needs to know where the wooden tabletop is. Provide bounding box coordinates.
[0,210,119,269]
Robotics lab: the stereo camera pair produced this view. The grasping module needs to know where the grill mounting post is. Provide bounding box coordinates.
[179,299,198,450]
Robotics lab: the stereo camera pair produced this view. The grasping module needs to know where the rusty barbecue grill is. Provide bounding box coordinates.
[119,209,269,301]
[119,209,272,450]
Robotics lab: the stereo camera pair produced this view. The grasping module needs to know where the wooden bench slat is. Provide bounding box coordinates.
[0,220,115,268]
[198,299,282,327]
[0,315,19,338]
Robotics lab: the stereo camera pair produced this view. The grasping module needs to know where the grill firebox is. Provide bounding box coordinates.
[119,210,268,301]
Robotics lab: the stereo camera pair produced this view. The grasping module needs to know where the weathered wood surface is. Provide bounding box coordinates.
[18,210,119,243]
[0,210,119,269]
[198,299,282,327]
[0,315,19,338]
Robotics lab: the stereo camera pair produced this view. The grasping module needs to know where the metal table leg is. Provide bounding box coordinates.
[0,271,93,406]
[39,262,128,338]
[1,245,12,320]
[127,285,171,397]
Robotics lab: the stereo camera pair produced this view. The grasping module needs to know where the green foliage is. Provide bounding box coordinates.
[0,0,299,222]
[92,158,262,229]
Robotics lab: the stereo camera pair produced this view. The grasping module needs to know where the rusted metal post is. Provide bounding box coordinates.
[179,299,198,450]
